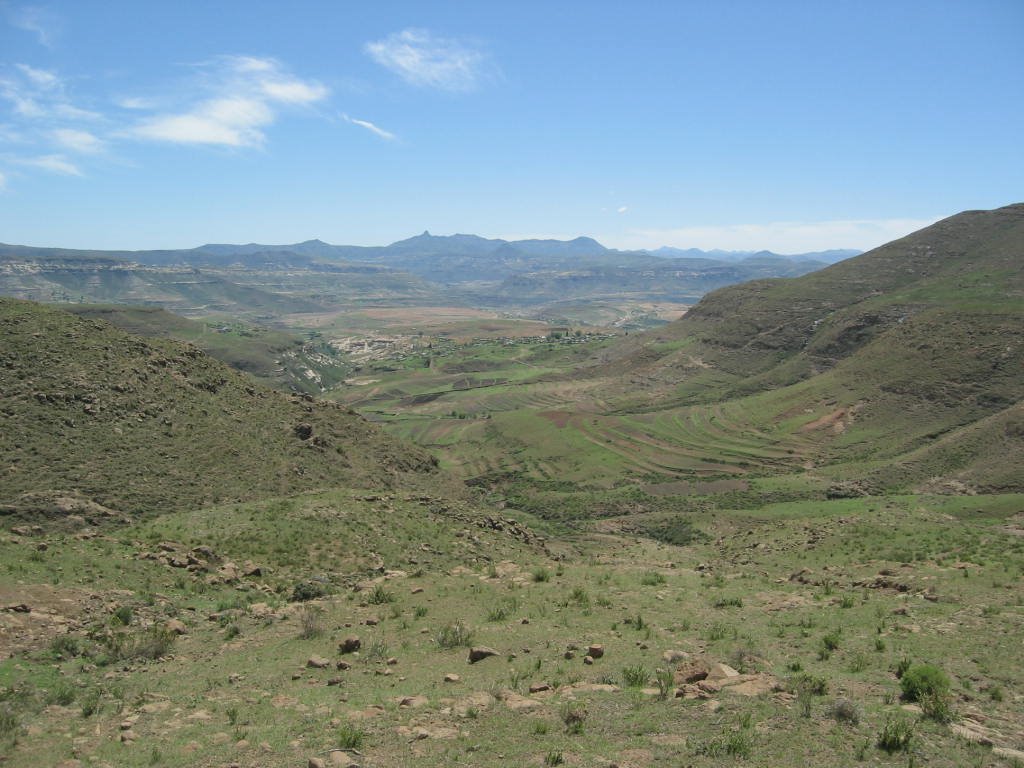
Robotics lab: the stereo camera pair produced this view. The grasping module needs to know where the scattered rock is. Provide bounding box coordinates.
[339,636,361,654]
[444,673,461,683]
[165,619,188,635]
[583,655,594,665]
[308,758,326,768]
[328,750,359,767]
[587,644,605,659]
[502,692,544,712]
[468,646,499,663]
[307,656,331,669]
[706,662,740,681]
[336,661,352,670]
[528,683,551,693]
[674,662,709,684]
[397,695,429,708]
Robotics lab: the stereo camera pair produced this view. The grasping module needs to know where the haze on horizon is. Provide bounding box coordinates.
[0,0,1021,254]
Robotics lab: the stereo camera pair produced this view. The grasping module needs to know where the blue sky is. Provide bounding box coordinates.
[0,1,1021,252]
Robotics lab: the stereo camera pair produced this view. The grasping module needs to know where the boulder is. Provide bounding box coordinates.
[339,636,361,654]
[307,656,331,669]
[706,662,740,681]
[468,646,499,663]
[587,644,605,659]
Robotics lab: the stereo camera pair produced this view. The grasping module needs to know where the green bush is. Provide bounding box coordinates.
[622,664,650,688]
[900,663,950,702]
[110,605,133,627]
[367,584,395,605]
[337,721,366,749]
[290,581,327,602]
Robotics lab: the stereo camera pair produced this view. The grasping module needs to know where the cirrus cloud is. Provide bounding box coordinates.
[342,113,396,141]
[366,29,489,91]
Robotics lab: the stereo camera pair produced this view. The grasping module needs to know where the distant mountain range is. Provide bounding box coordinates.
[0,233,860,316]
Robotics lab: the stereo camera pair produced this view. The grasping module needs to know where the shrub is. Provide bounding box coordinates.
[337,721,366,749]
[544,750,564,766]
[79,689,101,718]
[713,596,743,608]
[291,581,327,602]
[831,698,861,725]
[104,627,176,661]
[436,620,474,649]
[568,587,590,608]
[487,597,519,622]
[877,713,914,753]
[622,664,650,688]
[560,701,587,734]
[920,689,955,723]
[110,605,133,627]
[690,730,754,758]
[900,663,950,703]
[640,571,665,586]
[298,605,323,639]
[50,634,82,659]
[0,706,17,739]
[655,667,674,700]
[367,584,395,605]
[531,567,551,583]
[48,682,76,706]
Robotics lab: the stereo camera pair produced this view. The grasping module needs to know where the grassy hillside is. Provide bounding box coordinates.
[0,298,442,518]
[64,305,350,394]
[595,203,1024,397]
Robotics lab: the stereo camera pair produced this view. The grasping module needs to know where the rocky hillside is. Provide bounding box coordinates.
[0,298,442,518]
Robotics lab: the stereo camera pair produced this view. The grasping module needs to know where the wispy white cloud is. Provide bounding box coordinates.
[610,217,942,253]
[15,63,59,89]
[0,170,6,189]
[9,6,62,48]
[115,96,156,110]
[617,205,629,214]
[0,63,99,120]
[342,113,396,141]
[128,56,327,147]
[52,128,105,154]
[365,29,488,91]
[19,154,82,176]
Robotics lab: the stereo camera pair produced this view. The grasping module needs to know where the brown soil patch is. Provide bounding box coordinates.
[0,583,105,655]
[799,408,848,434]
[539,411,573,428]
